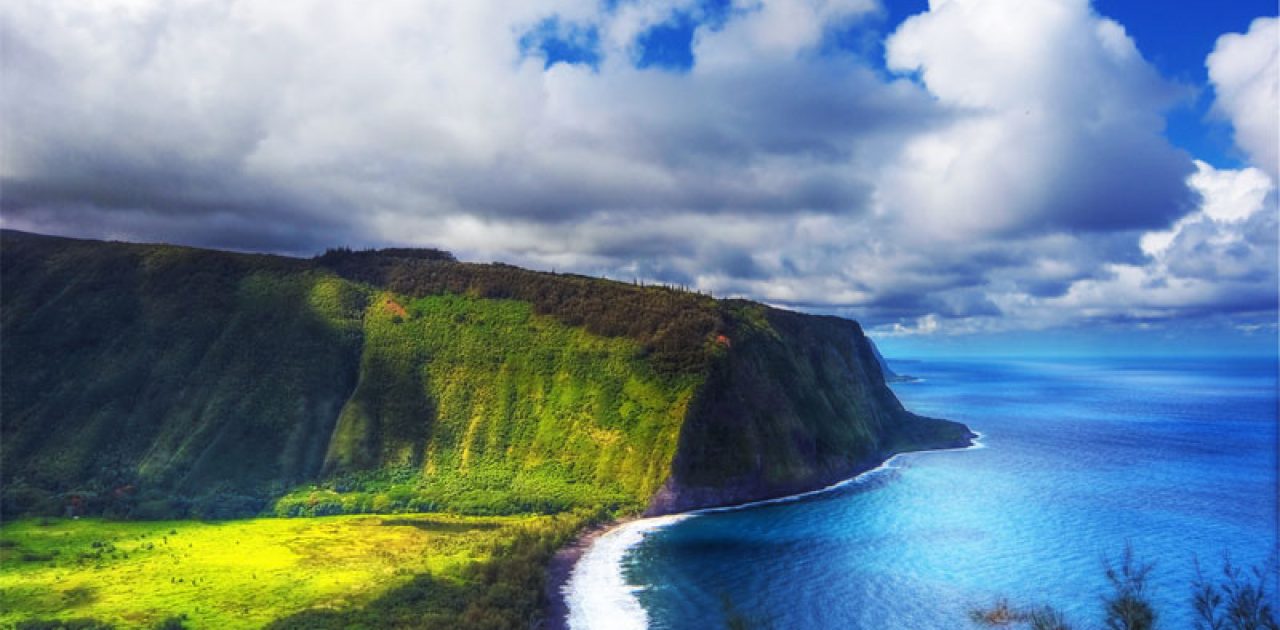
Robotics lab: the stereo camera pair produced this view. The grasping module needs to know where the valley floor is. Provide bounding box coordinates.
[0,513,587,629]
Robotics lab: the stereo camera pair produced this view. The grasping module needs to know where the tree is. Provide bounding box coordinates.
[1103,544,1156,630]
[1192,554,1279,630]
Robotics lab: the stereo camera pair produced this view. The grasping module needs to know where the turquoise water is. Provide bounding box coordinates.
[626,357,1278,628]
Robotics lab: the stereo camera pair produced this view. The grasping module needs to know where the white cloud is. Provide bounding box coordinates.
[1189,160,1274,222]
[881,0,1193,239]
[882,313,941,336]
[1207,16,1279,179]
[695,0,877,65]
[1141,160,1273,255]
[1,0,933,249]
[0,0,1270,339]
[1028,161,1276,326]
[863,158,1277,338]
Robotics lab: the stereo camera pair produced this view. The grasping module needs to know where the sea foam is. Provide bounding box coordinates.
[565,514,690,630]
[564,432,985,629]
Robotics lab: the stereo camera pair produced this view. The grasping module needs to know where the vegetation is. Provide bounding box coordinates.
[264,509,600,629]
[0,232,698,519]
[969,548,1278,630]
[0,513,576,629]
[1191,556,1279,630]
[1,232,364,519]
[2,229,964,520]
[1,230,973,628]
[277,292,698,517]
[656,301,973,512]
[1102,546,1157,630]
[313,245,723,376]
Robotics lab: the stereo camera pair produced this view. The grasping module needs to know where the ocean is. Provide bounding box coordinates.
[568,356,1279,629]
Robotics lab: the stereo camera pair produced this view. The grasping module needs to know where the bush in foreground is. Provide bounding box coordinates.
[969,547,1277,630]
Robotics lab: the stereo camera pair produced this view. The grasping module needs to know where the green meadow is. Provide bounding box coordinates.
[0,513,587,629]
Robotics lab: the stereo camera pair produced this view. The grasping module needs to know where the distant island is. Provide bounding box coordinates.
[0,229,972,628]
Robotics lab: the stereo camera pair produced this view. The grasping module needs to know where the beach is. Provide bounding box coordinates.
[551,432,985,629]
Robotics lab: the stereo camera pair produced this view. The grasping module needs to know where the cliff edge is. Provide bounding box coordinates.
[648,302,972,514]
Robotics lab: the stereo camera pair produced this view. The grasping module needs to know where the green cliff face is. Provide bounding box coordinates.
[1,233,364,518]
[296,292,698,516]
[0,230,970,519]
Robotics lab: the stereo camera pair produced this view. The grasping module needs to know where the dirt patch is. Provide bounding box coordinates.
[382,298,408,318]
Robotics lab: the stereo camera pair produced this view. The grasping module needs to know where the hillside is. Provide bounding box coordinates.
[0,229,971,521]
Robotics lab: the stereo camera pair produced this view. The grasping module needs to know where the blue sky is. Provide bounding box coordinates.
[2,0,1276,356]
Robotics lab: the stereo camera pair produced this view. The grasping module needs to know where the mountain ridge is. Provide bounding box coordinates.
[0,229,972,520]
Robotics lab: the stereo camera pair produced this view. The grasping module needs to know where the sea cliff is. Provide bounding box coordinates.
[0,229,971,520]
[649,302,972,514]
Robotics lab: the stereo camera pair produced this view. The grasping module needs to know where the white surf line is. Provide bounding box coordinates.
[563,431,985,630]
[564,514,691,630]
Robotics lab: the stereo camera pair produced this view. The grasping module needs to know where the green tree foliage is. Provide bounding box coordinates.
[1,233,365,519]
[659,301,973,512]
[0,232,700,518]
[274,292,699,516]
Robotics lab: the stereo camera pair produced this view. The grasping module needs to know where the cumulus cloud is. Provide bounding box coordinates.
[0,0,1272,340]
[882,0,1194,239]
[1141,160,1274,254]
[1207,16,1279,179]
[1048,162,1276,321]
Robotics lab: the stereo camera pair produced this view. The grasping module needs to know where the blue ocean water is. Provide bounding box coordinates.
[625,357,1279,629]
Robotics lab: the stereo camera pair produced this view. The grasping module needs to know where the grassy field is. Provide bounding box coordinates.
[0,514,555,629]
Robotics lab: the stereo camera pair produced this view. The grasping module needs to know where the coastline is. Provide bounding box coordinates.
[543,518,635,630]
[546,431,984,630]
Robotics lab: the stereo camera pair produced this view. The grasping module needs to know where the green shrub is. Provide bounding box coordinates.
[969,549,1276,630]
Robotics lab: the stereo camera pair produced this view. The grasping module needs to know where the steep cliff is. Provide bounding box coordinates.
[0,230,970,519]
[649,302,972,514]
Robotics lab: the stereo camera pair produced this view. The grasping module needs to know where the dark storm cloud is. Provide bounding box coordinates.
[4,202,349,255]
[1,164,359,255]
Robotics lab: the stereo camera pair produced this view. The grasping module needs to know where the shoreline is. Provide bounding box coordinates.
[543,518,636,630]
[546,431,984,629]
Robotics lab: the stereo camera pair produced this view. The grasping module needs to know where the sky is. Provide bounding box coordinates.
[1,0,1277,357]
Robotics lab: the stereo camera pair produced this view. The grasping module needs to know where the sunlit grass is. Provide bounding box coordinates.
[0,514,543,629]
